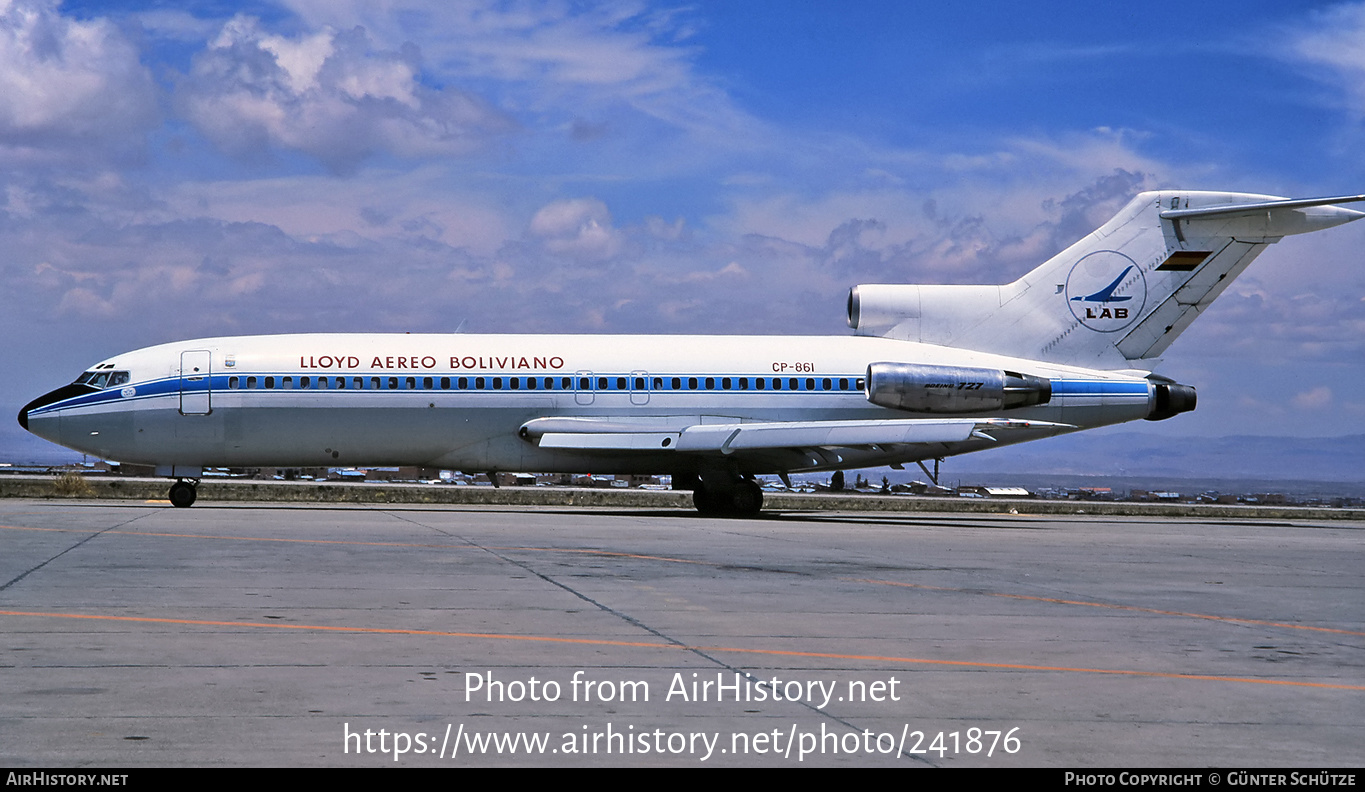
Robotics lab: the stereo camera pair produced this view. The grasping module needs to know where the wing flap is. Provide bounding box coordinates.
[675,419,980,453]
[521,416,1073,455]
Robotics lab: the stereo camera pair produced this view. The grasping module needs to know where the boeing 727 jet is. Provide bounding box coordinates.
[18,190,1365,514]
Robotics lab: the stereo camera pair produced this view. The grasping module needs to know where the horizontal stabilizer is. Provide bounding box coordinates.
[1159,193,1365,221]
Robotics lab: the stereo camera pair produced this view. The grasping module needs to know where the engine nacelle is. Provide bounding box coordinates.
[865,362,1051,413]
[1145,381,1197,421]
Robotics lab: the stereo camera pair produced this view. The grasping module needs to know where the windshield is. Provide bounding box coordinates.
[74,370,130,389]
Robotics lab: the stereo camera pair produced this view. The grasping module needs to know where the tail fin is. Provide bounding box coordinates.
[848,191,1365,368]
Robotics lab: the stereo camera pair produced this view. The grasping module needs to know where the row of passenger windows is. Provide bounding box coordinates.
[225,375,866,392]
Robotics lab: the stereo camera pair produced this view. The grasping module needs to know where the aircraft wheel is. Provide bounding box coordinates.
[169,480,197,508]
[692,481,763,517]
[692,486,726,515]
[729,480,764,516]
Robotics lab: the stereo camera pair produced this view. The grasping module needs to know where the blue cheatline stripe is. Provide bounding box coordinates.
[31,372,1150,415]
[211,372,870,395]
[1051,380,1149,396]
[28,377,182,415]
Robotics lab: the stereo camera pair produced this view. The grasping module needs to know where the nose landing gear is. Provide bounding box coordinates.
[168,479,198,508]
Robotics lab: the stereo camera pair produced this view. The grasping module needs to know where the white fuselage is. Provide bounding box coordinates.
[24,332,1154,475]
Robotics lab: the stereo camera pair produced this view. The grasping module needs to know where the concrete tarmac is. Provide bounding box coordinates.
[1,499,1361,768]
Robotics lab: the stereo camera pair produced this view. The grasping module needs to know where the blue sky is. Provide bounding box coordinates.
[4,0,1364,464]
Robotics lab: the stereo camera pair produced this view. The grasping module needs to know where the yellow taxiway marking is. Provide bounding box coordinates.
[1,608,1360,691]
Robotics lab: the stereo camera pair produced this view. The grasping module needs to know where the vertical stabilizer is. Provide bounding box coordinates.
[847,191,1364,368]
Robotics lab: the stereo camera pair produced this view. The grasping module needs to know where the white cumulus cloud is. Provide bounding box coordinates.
[178,16,514,173]
[528,197,623,261]
[0,0,157,164]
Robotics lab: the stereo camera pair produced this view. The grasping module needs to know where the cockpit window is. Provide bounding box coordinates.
[74,370,131,389]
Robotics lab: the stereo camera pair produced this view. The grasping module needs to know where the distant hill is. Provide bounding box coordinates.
[943,432,1365,483]
[3,417,1361,487]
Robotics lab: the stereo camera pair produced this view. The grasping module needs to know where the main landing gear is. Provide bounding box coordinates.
[168,479,198,508]
[690,475,764,517]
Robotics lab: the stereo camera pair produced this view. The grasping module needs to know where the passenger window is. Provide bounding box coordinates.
[739,377,748,390]
[510,377,519,390]
[229,376,239,389]
[247,376,257,389]
[301,377,311,389]
[458,377,468,389]
[806,378,815,391]
[839,378,848,390]
[424,377,434,389]
[388,377,398,390]
[671,377,680,390]
[476,377,486,389]
[822,378,831,390]
[634,377,645,390]
[526,377,536,390]
[440,377,450,390]
[653,377,663,389]
[688,377,698,390]
[405,377,416,390]
[493,377,503,389]
[265,377,275,389]
[705,377,714,389]
[616,377,627,390]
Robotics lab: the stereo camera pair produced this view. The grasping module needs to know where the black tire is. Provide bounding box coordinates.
[729,480,764,516]
[692,481,764,517]
[169,481,197,508]
[692,485,725,515]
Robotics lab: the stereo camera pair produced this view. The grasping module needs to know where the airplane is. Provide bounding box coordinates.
[18,189,1365,515]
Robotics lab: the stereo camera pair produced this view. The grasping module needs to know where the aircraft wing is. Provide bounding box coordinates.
[520,416,1074,466]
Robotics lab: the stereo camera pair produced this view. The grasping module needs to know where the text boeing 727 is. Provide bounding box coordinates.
[18,190,1365,514]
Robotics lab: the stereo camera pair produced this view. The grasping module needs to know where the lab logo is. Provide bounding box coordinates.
[120,387,136,398]
[1065,250,1146,332]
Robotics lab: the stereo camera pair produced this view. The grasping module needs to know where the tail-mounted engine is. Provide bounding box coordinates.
[1145,378,1197,421]
[865,362,1051,414]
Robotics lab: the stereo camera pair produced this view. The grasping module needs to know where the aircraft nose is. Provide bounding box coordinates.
[18,383,95,436]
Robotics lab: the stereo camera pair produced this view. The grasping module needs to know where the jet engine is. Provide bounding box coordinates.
[865,362,1051,413]
[1145,379,1197,421]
